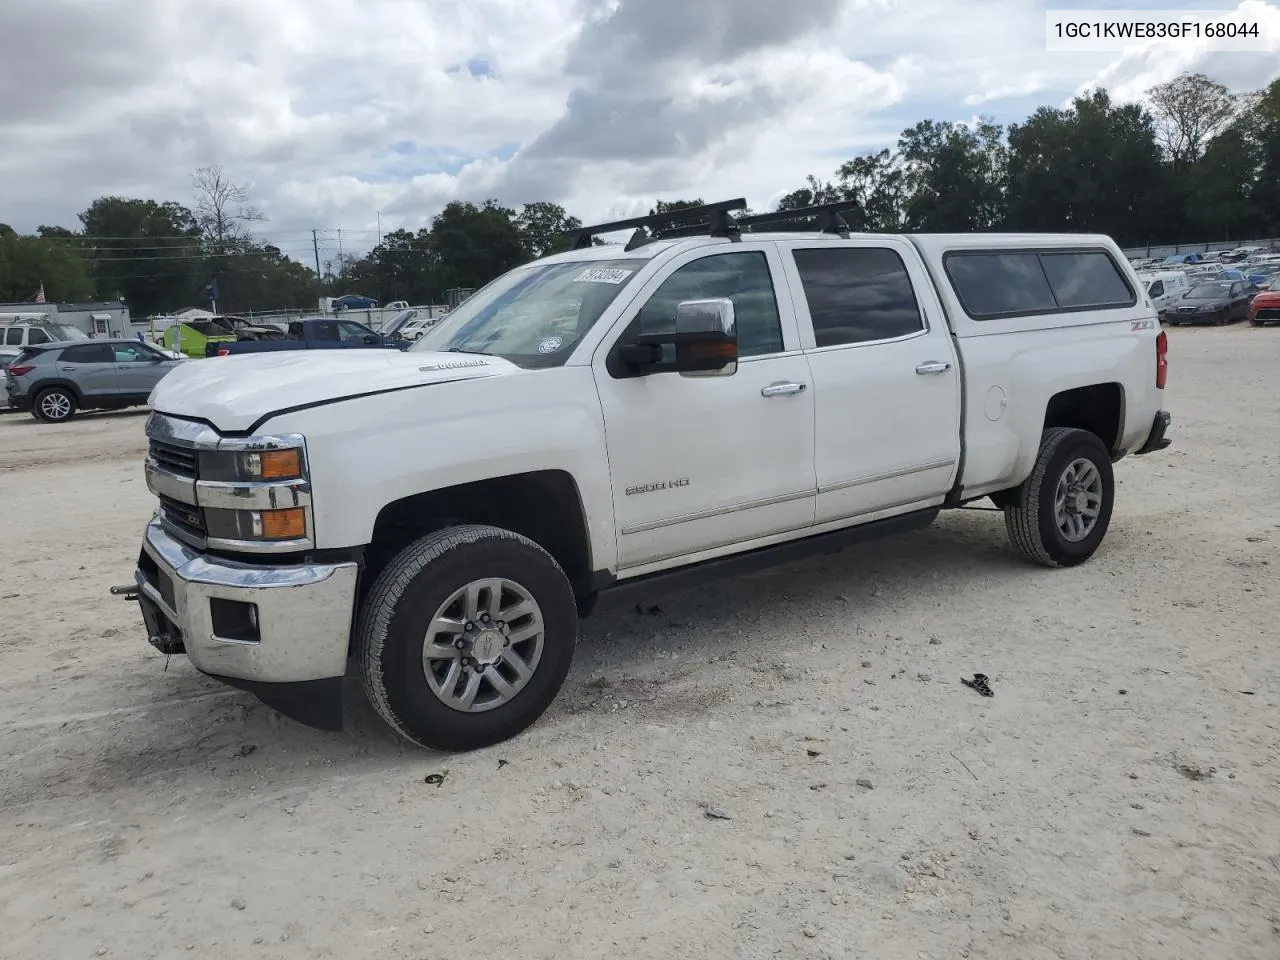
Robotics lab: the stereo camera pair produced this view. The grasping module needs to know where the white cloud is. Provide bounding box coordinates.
[1,0,1277,263]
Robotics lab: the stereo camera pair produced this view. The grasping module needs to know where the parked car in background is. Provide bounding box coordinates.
[5,339,184,422]
[1166,280,1258,325]
[1137,271,1190,319]
[331,294,379,312]
[1250,267,1280,291]
[1,318,90,372]
[384,308,444,342]
[1248,289,1280,326]
[206,317,410,356]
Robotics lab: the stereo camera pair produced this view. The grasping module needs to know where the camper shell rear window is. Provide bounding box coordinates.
[943,248,1136,320]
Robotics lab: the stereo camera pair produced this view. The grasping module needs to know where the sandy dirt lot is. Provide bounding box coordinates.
[1,325,1278,960]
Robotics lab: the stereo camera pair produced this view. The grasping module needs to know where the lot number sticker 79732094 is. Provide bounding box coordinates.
[573,267,633,284]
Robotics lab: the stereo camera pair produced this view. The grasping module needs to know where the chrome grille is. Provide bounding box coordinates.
[149,439,198,478]
[158,494,205,542]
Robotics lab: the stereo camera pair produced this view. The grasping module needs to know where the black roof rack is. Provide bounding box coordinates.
[568,198,748,250]
[563,197,863,250]
[736,200,861,237]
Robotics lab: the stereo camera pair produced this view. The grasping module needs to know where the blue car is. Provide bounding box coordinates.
[331,294,379,311]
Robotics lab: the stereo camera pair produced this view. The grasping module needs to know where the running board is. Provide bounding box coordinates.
[584,508,939,616]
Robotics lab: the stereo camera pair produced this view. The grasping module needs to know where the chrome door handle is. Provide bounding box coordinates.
[915,360,951,375]
[761,381,806,397]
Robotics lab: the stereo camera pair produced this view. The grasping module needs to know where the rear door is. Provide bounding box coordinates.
[55,343,119,396]
[776,238,961,525]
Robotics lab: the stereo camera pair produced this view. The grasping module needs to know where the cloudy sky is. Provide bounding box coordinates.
[2,0,1278,263]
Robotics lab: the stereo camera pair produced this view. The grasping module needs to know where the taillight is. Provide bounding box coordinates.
[7,363,34,377]
[1155,330,1168,389]
[217,348,230,357]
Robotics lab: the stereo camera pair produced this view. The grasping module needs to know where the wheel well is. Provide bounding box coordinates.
[1043,383,1123,453]
[33,380,82,401]
[989,383,1123,509]
[360,470,593,605]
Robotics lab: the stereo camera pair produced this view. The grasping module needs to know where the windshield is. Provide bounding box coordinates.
[50,324,89,341]
[412,258,648,368]
[1187,283,1231,299]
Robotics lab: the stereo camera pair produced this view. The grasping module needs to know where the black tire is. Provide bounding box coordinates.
[32,386,77,423]
[1003,427,1115,568]
[355,524,578,752]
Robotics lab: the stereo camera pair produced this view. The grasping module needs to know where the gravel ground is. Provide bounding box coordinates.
[1,325,1278,960]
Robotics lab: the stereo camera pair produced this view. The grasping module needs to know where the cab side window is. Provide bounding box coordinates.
[628,251,784,358]
[1148,281,1164,298]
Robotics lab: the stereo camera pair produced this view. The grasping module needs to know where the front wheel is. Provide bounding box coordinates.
[1003,427,1115,568]
[355,524,578,751]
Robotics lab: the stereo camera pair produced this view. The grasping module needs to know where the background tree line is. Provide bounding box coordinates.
[2,73,1277,316]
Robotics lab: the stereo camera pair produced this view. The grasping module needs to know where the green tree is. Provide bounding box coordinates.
[78,197,203,315]
[1006,91,1169,246]
[898,118,1007,231]
[0,232,95,302]
[346,228,440,304]
[430,200,528,292]
[1248,78,1280,235]
[835,150,907,231]
[1147,73,1238,170]
[514,202,582,258]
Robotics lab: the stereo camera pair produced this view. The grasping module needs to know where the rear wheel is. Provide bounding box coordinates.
[32,387,77,423]
[356,524,578,751]
[1004,427,1115,568]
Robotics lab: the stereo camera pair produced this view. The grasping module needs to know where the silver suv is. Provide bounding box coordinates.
[5,338,185,422]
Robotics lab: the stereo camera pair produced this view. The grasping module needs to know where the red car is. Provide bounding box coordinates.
[1249,290,1280,327]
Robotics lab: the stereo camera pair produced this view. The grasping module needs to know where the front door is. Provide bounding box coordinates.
[593,245,817,572]
[776,238,961,525]
[55,343,120,396]
[112,342,179,396]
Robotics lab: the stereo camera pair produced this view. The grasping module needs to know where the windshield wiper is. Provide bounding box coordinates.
[446,347,493,356]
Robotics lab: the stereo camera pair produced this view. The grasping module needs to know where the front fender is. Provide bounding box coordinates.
[263,367,617,573]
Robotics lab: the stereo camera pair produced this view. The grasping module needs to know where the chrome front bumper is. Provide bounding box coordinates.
[134,516,358,685]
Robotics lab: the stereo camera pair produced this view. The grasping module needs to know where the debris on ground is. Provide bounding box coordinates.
[424,771,448,787]
[237,743,257,758]
[699,802,733,821]
[856,778,874,790]
[1174,760,1214,781]
[961,674,994,697]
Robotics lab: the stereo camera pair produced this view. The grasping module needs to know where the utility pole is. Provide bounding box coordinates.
[312,229,322,280]
[377,211,382,246]
[337,228,344,264]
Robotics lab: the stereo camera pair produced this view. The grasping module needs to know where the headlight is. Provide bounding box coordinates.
[205,506,309,542]
[198,447,303,482]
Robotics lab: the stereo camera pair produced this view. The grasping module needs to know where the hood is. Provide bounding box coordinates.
[1252,290,1280,306]
[150,349,516,432]
[1177,298,1228,311]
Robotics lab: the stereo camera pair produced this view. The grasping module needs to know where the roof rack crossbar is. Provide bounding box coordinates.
[735,200,862,235]
[568,198,749,249]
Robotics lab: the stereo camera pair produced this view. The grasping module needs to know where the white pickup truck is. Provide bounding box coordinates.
[119,199,1172,752]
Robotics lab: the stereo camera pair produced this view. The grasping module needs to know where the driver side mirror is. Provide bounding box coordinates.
[616,298,738,378]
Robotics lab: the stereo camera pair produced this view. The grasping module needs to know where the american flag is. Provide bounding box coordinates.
[32,283,45,303]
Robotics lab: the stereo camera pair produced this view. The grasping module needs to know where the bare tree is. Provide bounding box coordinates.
[1146,73,1238,168]
[192,165,266,249]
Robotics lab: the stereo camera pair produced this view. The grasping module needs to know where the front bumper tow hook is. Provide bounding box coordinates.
[110,584,139,601]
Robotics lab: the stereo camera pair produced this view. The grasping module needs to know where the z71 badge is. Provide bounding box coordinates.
[625,478,690,496]
[1131,319,1156,331]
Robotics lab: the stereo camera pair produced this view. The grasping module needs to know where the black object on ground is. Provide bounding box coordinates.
[962,674,994,697]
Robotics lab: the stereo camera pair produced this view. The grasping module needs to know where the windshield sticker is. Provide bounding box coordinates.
[572,267,633,285]
[537,336,564,354]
